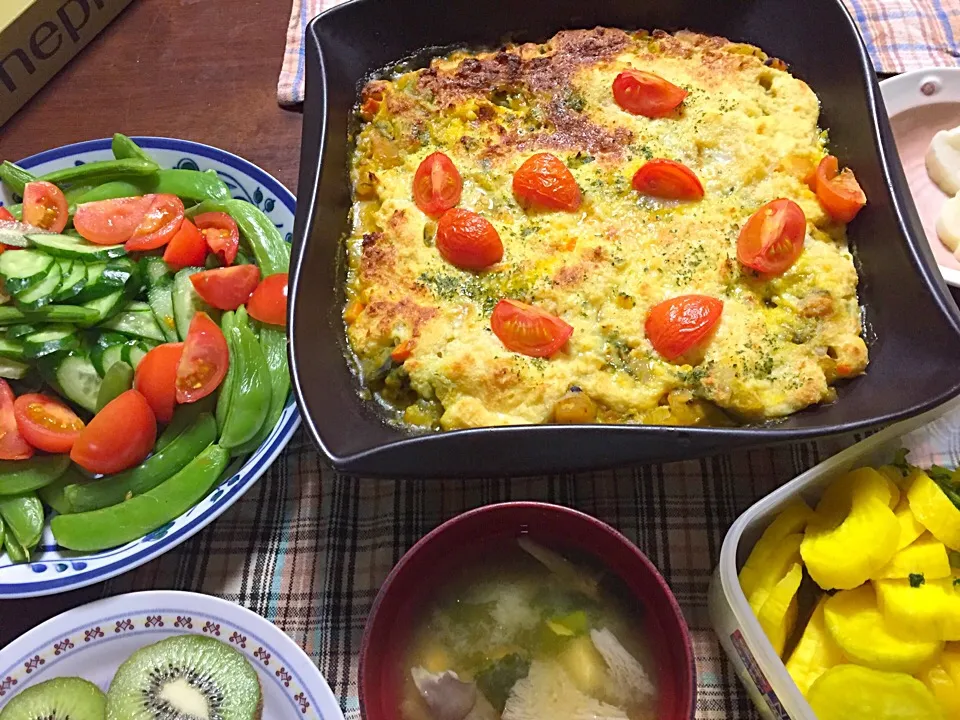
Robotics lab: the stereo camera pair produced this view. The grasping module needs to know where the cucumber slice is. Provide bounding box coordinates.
[0,336,25,361]
[80,290,125,326]
[122,340,154,369]
[14,261,61,310]
[91,332,128,376]
[27,304,99,326]
[55,353,101,412]
[73,261,134,302]
[0,250,54,295]
[0,356,29,379]
[147,284,178,342]
[172,267,220,340]
[141,256,172,288]
[25,233,126,260]
[5,324,36,339]
[97,304,165,342]
[55,259,88,301]
[99,343,127,376]
[23,325,79,359]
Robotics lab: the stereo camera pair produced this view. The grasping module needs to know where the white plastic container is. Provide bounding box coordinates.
[708,396,960,719]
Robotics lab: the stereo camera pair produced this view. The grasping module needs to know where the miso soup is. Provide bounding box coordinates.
[399,537,658,720]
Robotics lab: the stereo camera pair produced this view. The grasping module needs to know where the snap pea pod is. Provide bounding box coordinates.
[51,444,229,552]
[219,309,270,450]
[186,199,289,275]
[156,395,216,452]
[3,204,22,220]
[4,531,28,563]
[40,158,159,188]
[74,180,145,204]
[111,133,154,163]
[96,361,134,411]
[234,324,289,454]
[38,466,86,515]
[63,183,97,204]
[214,311,237,433]
[0,492,44,550]
[74,170,230,205]
[0,161,37,196]
[64,412,217,512]
[0,515,4,551]
[0,454,70,495]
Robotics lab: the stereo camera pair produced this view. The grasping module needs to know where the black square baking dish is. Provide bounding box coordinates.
[289,0,960,478]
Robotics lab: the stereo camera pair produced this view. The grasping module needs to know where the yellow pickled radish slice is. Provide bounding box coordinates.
[823,467,897,510]
[807,664,944,720]
[894,495,928,551]
[746,533,803,614]
[739,498,813,599]
[875,577,956,642]
[906,469,960,551]
[785,595,845,696]
[757,562,802,656]
[877,464,907,488]
[824,584,943,673]
[801,493,899,590]
[920,647,960,718]
[874,533,952,581]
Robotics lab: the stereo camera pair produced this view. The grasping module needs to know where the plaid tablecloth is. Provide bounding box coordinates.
[278,0,960,104]
[101,428,857,718]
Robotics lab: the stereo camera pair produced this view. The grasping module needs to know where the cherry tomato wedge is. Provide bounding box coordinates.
[194,212,240,265]
[0,207,14,222]
[74,196,153,245]
[632,159,704,200]
[22,181,68,233]
[246,273,288,326]
[413,152,463,216]
[737,198,807,275]
[490,299,573,358]
[175,312,229,404]
[512,153,582,211]
[134,343,184,423]
[814,155,867,223]
[124,194,185,251]
[612,70,688,117]
[190,265,260,311]
[163,219,208,270]
[13,393,84,454]
[70,390,156,474]
[435,208,503,271]
[0,380,32,460]
[646,295,723,361]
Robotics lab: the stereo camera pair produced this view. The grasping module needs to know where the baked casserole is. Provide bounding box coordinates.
[343,27,869,430]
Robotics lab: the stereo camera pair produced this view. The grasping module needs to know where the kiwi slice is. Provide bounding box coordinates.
[0,677,106,719]
[105,635,262,720]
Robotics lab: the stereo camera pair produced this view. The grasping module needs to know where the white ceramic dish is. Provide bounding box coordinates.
[708,394,960,719]
[881,68,960,287]
[0,138,299,598]
[0,590,344,719]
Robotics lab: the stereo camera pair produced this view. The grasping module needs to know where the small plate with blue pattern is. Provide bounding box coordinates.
[0,137,299,598]
[0,590,343,719]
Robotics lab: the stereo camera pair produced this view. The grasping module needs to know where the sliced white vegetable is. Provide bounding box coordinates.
[926,126,960,196]
[936,192,960,254]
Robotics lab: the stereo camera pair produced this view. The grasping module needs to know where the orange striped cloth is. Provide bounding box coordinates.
[278,0,960,104]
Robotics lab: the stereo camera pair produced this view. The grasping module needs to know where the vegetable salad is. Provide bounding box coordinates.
[740,453,960,719]
[0,134,289,560]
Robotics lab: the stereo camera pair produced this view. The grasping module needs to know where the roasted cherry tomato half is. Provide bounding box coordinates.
[490,299,573,358]
[193,211,240,265]
[246,272,288,326]
[512,153,582,212]
[163,219,208,270]
[0,380,33,460]
[631,159,704,200]
[190,265,260,311]
[646,295,723,361]
[814,155,867,223]
[612,70,687,117]
[737,198,807,275]
[70,390,157,474]
[22,181,68,233]
[125,194,185,251]
[13,393,84,454]
[175,312,229,404]
[74,196,153,245]
[413,152,463,216]
[134,343,184,423]
[435,208,504,270]
[0,207,15,222]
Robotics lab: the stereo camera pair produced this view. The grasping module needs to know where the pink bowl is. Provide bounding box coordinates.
[358,501,696,720]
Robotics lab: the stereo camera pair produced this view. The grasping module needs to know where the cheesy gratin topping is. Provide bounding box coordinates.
[344,27,868,430]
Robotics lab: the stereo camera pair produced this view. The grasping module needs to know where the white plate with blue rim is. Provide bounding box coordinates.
[0,137,299,598]
[0,590,344,719]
